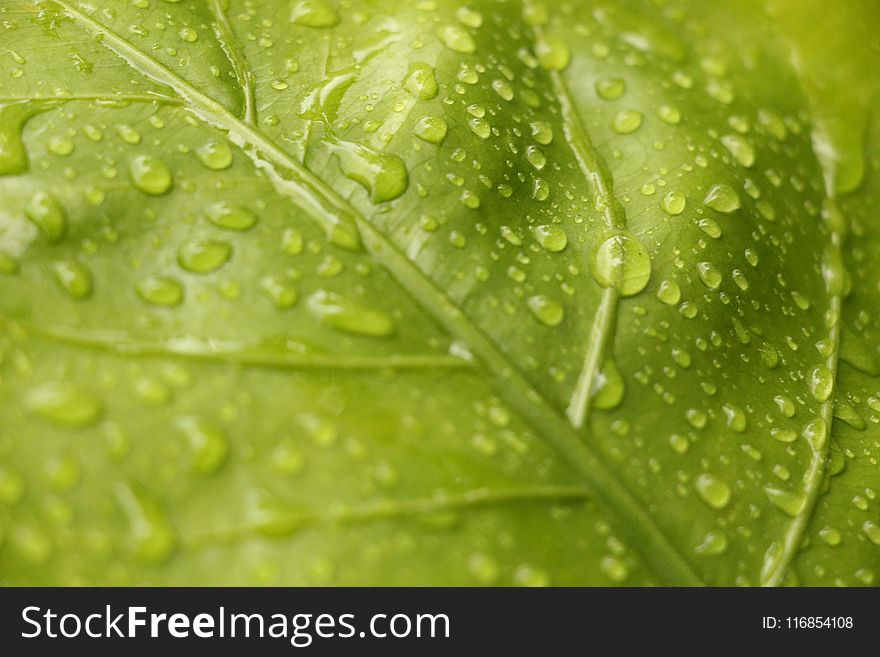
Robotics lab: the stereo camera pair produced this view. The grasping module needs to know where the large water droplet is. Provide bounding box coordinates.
[611,109,643,134]
[660,191,686,216]
[809,366,834,403]
[592,359,625,410]
[531,224,567,252]
[591,233,652,297]
[330,139,408,203]
[696,262,722,290]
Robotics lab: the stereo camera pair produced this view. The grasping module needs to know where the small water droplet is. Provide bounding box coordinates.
[438,24,476,54]
[527,295,565,327]
[307,290,395,337]
[611,109,643,134]
[809,366,834,403]
[331,139,408,203]
[530,224,567,252]
[656,279,681,305]
[53,261,93,299]
[130,155,173,195]
[592,359,625,410]
[205,201,258,231]
[137,276,184,307]
[697,262,722,290]
[178,240,232,274]
[764,486,806,517]
[702,183,740,213]
[116,484,176,564]
[196,140,233,170]
[290,0,340,28]
[404,63,439,100]
[660,191,686,215]
[694,530,728,556]
[595,78,626,100]
[26,383,102,428]
[25,191,67,242]
[721,134,755,167]
[413,116,448,144]
[695,473,731,510]
[176,416,229,475]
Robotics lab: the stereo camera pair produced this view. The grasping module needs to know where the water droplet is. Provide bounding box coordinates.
[591,234,652,297]
[513,564,549,587]
[660,191,686,215]
[468,117,491,140]
[137,276,184,307]
[0,251,19,275]
[695,473,731,510]
[611,109,643,134]
[117,124,141,145]
[467,553,499,584]
[492,78,514,102]
[531,224,567,252]
[694,530,728,556]
[290,0,340,28]
[0,467,25,505]
[595,78,625,100]
[413,116,448,144]
[330,139,409,203]
[456,6,483,28]
[196,140,233,170]
[657,104,682,125]
[178,26,198,43]
[669,434,689,454]
[809,366,834,403]
[593,359,625,410]
[404,63,438,100]
[599,555,629,582]
[438,24,476,54]
[26,383,102,428]
[307,290,395,337]
[178,240,232,274]
[177,416,229,475]
[25,191,67,242]
[686,408,708,429]
[529,121,553,145]
[527,295,565,327]
[863,521,880,546]
[802,418,827,451]
[696,262,722,290]
[721,134,755,167]
[525,145,546,171]
[116,484,176,564]
[130,155,173,195]
[722,404,747,432]
[656,279,681,305]
[48,136,75,156]
[0,104,37,176]
[702,184,740,213]
[536,35,570,71]
[53,261,93,299]
[261,276,299,309]
[764,487,806,517]
[205,201,258,231]
[818,526,841,546]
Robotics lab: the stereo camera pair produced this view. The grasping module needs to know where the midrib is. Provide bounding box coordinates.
[54,0,702,585]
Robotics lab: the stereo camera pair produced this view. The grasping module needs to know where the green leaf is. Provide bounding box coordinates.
[0,0,877,586]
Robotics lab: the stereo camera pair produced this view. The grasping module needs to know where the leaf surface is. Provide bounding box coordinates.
[0,0,877,585]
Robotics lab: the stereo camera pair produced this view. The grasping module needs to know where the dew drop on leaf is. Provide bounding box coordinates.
[591,233,652,297]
